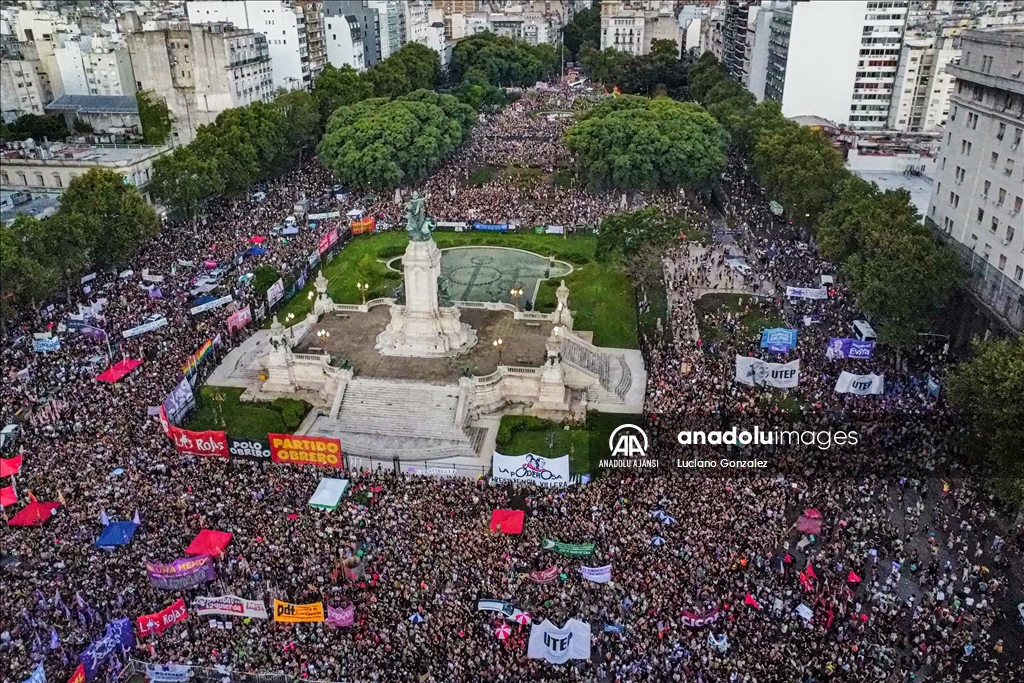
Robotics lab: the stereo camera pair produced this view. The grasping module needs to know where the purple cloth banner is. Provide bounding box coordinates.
[162,376,195,425]
[146,556,215,590]
[326,604,354,627]
[79,618,134,682]
[825,338,874,360]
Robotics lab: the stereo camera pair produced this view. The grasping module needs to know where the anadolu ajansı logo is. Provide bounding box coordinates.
[601,424,657,468]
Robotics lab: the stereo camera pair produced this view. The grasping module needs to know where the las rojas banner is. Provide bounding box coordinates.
[541,538,595,557]
[168,424,228,458]
[192,595,268,619]
[273,600,325,623]
[137,599,188,637]
[268,433,343,469]
[734,356,800,388]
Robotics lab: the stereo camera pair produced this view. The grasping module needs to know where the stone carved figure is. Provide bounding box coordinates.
[404,191,433,241]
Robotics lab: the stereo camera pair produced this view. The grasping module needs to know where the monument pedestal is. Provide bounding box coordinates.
[376,238,476,357]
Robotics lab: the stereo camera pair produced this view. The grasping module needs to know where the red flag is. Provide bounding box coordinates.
[798,572,812,591]
[744,593,761,610]
[805,563,817,580]
[0,485,16,507]
[847,570,861,583]
[825,609,834,629]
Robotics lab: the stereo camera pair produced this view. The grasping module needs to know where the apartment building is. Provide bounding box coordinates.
[54,34,136,98]
[186,1,310,91]
[127,22,274,144]
[297,0,327,87]
[324,1,383,68]
[763,0,909,129]
[367,1,406,59]
[601,0,682,56]
[323,9,364,71]
[888,26,962,131]
[0,40,55,122]
[926,27,1024,333]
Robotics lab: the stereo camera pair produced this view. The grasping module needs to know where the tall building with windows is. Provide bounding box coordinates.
[1,40,55,122]
[600,0,682,56]
[762,0,908,129]
[926,27,1024,333]
[887,26,962,132]
[186,1,311,91]
[324,1,383,68]
[127,22,274,144]
[367,1,406,60]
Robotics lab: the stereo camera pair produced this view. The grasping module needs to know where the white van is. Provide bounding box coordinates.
[852,320,877,342]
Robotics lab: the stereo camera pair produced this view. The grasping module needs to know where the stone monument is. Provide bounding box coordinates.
[376,193,476,357]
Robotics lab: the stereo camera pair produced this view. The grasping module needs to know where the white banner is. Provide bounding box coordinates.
[266,279,285,308]
[307,211,341,220]
[734,357,800,388]
[834,372,884,395]
[785,286,828,300]
[145,665,191,683]
[121,316,167,339]
[191,595,269,619]
[581,564,612,583]
[527,619,591,664]
[492,453,571,487]
[190,294,233,316]
[142,269,165,283]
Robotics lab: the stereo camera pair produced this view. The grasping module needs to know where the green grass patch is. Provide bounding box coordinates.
[552,168,574,188]
[185,386,312,438]
[467,167,494,186]
[694,293,782,344]
[273,232,638,348]
[496,415,590,474]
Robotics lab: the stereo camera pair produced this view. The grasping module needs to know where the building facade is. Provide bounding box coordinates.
[186,1,309,91]
[367,0,406,59]
[600,0,681,56]
[54,35,136,98]
[325,1,383,68]
[763,0,909,130]
[297,0,327,87]
[127,22,274,144]
[0,40,55,123]
[926,27,1024,333]
[323,10,364,71]
[888,27,961,132]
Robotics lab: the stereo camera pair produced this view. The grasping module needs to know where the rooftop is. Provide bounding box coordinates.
[0,191,60,226]
[45,94,139,115]
[1,142,168,165]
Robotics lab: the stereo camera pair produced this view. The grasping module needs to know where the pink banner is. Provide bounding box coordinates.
[137,598,188,637]
[317,232,331,255]
[327,227,339,247]
[227,306,252,332]
[680,606,722,628]
[326,604,354,627]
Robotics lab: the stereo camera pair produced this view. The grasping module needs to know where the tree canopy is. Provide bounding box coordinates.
[946,336,1024,505]
[317,90,475,190]
[562,5,600,61]
[450,32,559,89]
[136,90,173,145]
[0,113,69,142]
[312,64,373,122]
[565,95,727,191]
[364,42,441,99]
[579,42,689,99]
[690,53,965,345]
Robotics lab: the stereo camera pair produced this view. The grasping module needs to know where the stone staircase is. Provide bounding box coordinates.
[560,333,633,403]
[305,378,479,461]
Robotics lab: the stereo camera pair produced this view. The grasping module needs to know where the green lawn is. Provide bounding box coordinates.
[496,415,591,474]
[273,231,638,349]
[185,387,311,438]
[694,293,783,344]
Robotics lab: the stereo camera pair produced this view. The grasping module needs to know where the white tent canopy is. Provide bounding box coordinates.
[308,478,349,510]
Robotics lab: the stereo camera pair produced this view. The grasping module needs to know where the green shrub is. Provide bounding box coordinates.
[496,415,553,449]
[273,397,310,430]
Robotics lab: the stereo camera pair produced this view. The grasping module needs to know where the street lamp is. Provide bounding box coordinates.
[307,290,315,301]
[357,282,370,305]
[317,328,330,340]
[286,312,295,324]
[510,286,523,311]
[493,337,504,365]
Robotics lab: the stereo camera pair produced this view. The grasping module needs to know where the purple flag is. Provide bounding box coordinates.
[149,288,163,299]
[50,628,60,650]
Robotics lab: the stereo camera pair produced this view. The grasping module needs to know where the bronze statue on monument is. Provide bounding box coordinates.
[404,191,434,241]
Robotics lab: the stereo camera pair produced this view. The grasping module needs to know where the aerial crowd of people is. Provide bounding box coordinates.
[1,85,1022,683]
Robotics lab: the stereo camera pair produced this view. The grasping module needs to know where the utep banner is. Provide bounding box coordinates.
[527,619,591,665]
[79,618,134,682]
[541,538,595,557]
[273,599,325,623]
[144,665,190,683]
[137,599,188,638]
[760,328,797,353]
[473,221,509,233]
[581,564,612,583]
[735,356,800,388]
[192,595,269,619]
[785,286,828,300]
[228,437,272,462]
[168,425,228,458]
[834,371,884,395]
[492,453,570,486]
[147,556,215,590]
[268,434,343,469]
[825,338,874,360]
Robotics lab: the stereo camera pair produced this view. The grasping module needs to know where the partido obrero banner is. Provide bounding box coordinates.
[734,356,800,388]
[146,556,215,590]
[541,538,595,557]
[268,433,343,469]
[273,600,325,623]
[192,595,269,619]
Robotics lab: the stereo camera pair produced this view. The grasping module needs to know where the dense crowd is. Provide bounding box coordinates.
[2,86,1022,683]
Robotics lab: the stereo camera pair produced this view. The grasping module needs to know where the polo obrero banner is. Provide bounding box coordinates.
[268,434,343,469]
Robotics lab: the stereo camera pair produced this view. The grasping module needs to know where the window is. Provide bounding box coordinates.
[991,152,999,168]
[998,255,1006,270]
[950,105,957,121]
[984,180,991,197]
[991,217,999,233]
[977,208,985,222]
[52,173,61,188]
[1005,159,1015,177]
[1014,196,1023,214]
[998,188,1006,206]
[997,122,1006,140]
[1007,225,1015,243]
[1014,128,1023,148]
[1015,265,1023,281]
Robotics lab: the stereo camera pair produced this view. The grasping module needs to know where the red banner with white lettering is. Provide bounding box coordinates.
[168,425,228,458]
[137,598,189,637]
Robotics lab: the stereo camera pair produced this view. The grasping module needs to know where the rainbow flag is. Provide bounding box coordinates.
[183,339,213,376]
